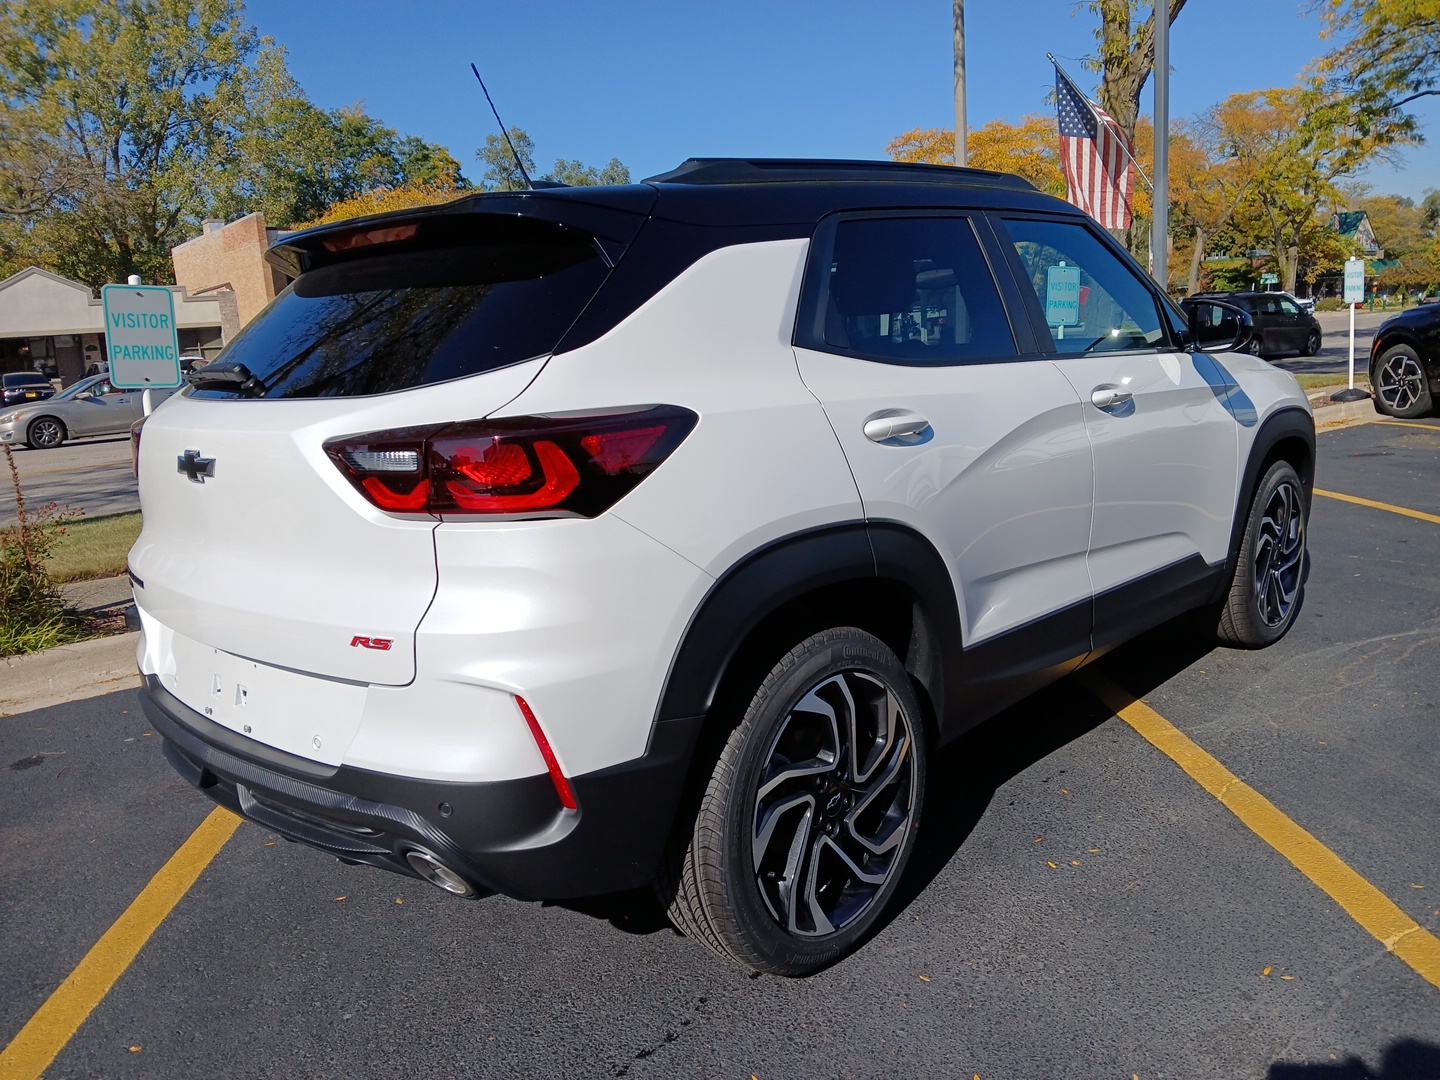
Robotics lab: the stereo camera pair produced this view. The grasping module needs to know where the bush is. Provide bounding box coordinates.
[1315,298,1347,311]
[0,444,88,655]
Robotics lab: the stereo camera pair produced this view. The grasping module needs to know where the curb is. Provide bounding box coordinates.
[1,631,142,716]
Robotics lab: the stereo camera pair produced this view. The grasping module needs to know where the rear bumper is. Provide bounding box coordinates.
[141,675,702,900]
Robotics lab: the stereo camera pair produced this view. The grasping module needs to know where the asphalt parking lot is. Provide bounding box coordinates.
[0,436,135,526]
[2,417,1438,1079]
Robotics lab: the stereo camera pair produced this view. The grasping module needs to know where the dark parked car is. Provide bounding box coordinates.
[1,372,56,407]
[1186,291,1322,358]
[1369,303,1440,418]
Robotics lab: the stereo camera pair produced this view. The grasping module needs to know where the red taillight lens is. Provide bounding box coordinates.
[324,406,697,519]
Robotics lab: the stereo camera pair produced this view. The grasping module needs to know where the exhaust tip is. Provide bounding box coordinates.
[404,849,476,897]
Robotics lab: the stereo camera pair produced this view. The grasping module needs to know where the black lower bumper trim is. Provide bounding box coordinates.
[141,676,702,900]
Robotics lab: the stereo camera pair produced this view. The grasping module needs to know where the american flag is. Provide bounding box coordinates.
[1054,68,1135,230]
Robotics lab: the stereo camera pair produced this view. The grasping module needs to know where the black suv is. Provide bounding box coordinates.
[1186,291,1322,358]
[1,372,57,407]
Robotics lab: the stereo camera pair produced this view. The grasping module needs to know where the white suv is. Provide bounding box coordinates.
[133,159,1313,976]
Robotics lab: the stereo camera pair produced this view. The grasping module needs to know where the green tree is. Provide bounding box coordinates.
[477,127,536,191]
[1087,0,1187,141]
[1319,0,1440,119]
[1216,86,1412,292]
[0,0,465,288]
[544,157,631,186]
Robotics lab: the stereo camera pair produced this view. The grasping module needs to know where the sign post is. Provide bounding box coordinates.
[102,282,183,414]
[1332,258,1369,403]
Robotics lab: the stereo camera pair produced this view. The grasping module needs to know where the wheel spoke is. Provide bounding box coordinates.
[751,665,918,938]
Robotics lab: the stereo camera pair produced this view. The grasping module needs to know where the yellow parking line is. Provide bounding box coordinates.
[1371,420,1440,432]
[1314,488,1440,526]
[1086,676,1440,991]
[0,807,241,1080]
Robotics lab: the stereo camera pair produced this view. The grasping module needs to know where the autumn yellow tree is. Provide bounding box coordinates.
[886,116,1065,196]
[296,183,469,228]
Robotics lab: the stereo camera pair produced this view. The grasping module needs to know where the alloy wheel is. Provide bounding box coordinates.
[1252,479,1305,628]
[1377,354,1426,413]
[29,418,63,448]
[751,671,917,938]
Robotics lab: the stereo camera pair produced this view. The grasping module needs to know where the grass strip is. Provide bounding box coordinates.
[46,511,141,583]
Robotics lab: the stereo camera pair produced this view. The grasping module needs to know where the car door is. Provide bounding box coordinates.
[992,215,1240,652]
[1274,296,1308,352]
[792,212,1095,713]
[68,380,133,436]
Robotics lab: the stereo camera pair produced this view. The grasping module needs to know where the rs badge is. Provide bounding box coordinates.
[350,636,393,651]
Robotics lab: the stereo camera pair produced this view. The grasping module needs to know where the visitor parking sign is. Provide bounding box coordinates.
[102,284,183,389]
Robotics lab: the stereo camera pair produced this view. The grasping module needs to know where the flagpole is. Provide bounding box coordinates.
[1047,53,1153,193]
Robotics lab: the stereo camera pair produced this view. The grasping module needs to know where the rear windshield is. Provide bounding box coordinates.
[4,373,50,387]
[193,216,609,399]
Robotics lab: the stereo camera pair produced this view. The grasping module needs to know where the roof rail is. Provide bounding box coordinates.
[643,157,1037,192]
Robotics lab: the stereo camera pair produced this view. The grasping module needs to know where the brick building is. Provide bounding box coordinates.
[171,212,293,332]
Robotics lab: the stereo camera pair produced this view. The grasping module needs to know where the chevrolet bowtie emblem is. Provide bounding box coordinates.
[177,449,216,483]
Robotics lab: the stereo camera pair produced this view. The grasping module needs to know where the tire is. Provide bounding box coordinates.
[1216,461,1307,648]
[25,416,65,449]
[1372,344,1433,418]
[657,627,927,976]
[1303,330,1321,357]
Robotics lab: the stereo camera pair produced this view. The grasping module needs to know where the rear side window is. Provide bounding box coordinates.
[804,216,1017,365]
[196,217,609,399]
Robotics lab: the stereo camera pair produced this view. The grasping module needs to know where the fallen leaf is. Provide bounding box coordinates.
[1047,861,1058,869]
[1035,837,1044,843]
[1061,788,1070,794]
[334,896,347,902]
[129,1046,142,1053]
[1071,861,1081,867]
[1281,975,1295,981]
[141,732,152,737]
[1089,849,1100,853]
[396,898,404,904]
[264,842,275,847]
[918,975,931,982]
[1263,967,1272,976]
[1412,884,1425,889]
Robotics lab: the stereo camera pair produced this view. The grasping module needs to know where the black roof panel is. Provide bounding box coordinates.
[644,157,1037,192]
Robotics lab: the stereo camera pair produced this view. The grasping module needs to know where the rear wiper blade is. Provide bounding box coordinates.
[186,360,265,396]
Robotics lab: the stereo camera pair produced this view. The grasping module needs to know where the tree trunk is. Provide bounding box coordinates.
[1283,245,1299,294]
[1188,226,1207,295]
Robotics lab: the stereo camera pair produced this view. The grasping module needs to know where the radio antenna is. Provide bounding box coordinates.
[470,63,532,191]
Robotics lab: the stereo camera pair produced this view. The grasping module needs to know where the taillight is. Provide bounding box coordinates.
[323,406,697,519]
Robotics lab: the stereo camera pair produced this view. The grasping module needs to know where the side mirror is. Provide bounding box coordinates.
[1183,299,1256,354]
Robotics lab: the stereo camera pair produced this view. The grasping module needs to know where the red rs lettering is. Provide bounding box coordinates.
[350,636,393,651]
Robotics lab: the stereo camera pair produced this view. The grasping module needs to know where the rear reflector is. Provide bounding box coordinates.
[515,696,578,811]
[324,406,697,519]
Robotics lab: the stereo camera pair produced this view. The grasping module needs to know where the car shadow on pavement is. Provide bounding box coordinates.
[1268,1039,1440,1079]
[892,609,1218,922]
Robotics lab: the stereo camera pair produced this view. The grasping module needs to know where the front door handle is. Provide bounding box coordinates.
[1090,386,1134,410]
[863,412,931,443]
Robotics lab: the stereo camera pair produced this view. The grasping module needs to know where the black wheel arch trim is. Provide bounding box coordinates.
[653,521,963,739]
[1219,406,1315,602]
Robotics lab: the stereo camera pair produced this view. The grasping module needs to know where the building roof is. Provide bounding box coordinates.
[1333,211,1368,238]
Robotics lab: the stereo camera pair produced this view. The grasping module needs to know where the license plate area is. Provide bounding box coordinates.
[164,631,368,767]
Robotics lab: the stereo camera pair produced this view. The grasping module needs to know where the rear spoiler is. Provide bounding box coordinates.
[265,187,658,280]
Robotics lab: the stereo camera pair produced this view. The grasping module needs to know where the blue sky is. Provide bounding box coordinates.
[242,0,1439,202]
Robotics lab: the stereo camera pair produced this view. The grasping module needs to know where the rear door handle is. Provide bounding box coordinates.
[1090,387,1134,410]
[863,412,931,443]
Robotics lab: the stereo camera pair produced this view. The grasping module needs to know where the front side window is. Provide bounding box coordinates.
[817,217,1017,364]
[1001,217,1167,356]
